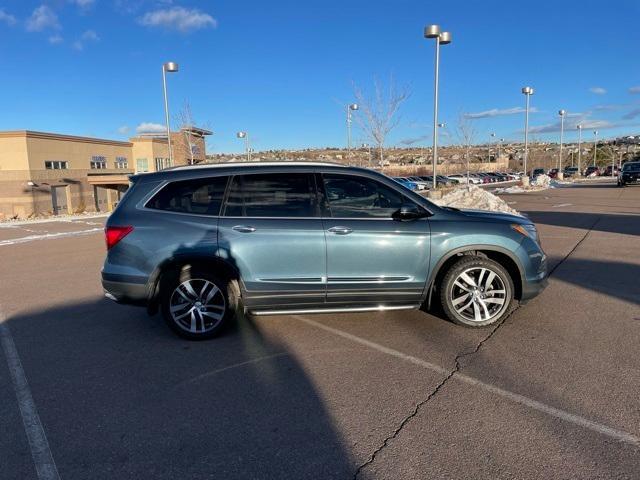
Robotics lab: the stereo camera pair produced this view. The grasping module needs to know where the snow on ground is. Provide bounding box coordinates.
[431,185,521,216]
[0,212,108,227]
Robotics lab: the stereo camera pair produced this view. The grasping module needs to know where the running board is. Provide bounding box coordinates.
[249,304,420,316]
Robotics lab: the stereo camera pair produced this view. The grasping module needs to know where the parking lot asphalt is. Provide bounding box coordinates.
[1,181,639,480]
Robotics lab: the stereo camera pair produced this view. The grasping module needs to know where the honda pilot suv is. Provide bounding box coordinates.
[102,163,547,339]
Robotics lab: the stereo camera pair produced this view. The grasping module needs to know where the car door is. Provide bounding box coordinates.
[217,171,326,309]
[320,171,431,306]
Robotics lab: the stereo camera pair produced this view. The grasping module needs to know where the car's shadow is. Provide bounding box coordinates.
[4,299,354,479]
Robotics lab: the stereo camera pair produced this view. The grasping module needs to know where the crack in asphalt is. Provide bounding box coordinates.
[353,309,514,479]
[354,215,603,479]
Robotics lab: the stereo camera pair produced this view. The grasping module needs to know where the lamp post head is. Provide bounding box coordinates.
[361,143,369,148]
[500,138,505,142]
[577,124,582,130]
[439,31,452,44]
[593,130,598,135]
[163,62,179,72]
[490,132,496,138]
[522,86,534,95]
[424,24,441,38]
[438,123,446,128]
[236,131,246,139]
[349,103,359,111]
[558,109,566,116]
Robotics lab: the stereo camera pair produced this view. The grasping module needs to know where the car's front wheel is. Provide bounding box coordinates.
[440,256,514,327]
[160,268,237,340]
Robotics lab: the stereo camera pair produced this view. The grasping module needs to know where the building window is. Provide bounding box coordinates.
[44,161,68,170]
[155,157,172,171]
[115,157,128,169]
[90,155,107,169]
[136,158,149,173]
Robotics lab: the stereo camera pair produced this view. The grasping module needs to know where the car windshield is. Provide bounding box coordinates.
[622,163,640,172]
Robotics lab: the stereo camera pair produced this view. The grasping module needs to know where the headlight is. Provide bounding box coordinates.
[511,223,539,243]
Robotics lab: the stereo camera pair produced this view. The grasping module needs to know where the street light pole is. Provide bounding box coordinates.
[498,138,504,160]
[558,109,566,174]
[593,130,598,167]
[577,124,582,174]
[237,131,250,161]
[489,132,496,162]
[425,25,452,190]
[162,62,179,166]
[521,86,534,178]
[347,104,358,158]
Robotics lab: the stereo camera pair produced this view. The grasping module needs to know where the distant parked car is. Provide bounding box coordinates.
[418,175,448,187]
[449,174,482,185]
[548,168,559,179]
[618,161,640,187]
[531,168,545,179]
[563,167,579,178]
[603,165,620,176]
[406,176,431,190]
[394,177,419,191]
[584,166,601,177]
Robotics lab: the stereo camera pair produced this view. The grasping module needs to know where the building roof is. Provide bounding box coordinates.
[0,130,132,147]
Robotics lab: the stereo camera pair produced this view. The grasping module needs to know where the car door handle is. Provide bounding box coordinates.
[232,225,256,233]
[328,226,353,235]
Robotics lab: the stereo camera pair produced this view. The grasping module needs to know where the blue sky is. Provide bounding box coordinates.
[1,0,639,153]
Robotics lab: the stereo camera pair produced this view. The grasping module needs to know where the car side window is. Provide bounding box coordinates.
[147,176,228,215]
[224,173,318,217]
[322,173,405,218]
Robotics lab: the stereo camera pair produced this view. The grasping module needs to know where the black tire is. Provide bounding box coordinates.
[160,266,239,340]
[439,255,514,327]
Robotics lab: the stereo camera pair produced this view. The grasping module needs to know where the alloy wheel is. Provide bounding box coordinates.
[169,279,226,334]
[450,267,507,323]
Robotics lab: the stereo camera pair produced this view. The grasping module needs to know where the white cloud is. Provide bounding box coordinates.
[69,0,95,7]
[589,87,607,95]
[463,106,539,119]
[0,9,17,26]
[136,122,166,134]
[139,7,217,33]
[48,34,63,44]
[629,86,640,94]
[26,5,60,32]
[73,29,99,51]
[117,125,130,135]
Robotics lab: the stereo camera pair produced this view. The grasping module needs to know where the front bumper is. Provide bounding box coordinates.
[520,273,548,303]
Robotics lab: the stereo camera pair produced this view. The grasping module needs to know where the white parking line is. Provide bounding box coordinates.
[294,315,640,447]
[0,228,102,247]
[0,313,60,480]
[552,203,573,208]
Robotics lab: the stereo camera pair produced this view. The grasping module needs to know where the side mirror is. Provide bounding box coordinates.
[393,203,427,221]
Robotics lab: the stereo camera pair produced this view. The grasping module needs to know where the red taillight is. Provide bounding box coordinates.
[105,226,133,250]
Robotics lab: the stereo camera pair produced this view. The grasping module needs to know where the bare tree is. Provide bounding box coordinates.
[352,76,411,164]
[174,101,213,165]
[455,113,477,184]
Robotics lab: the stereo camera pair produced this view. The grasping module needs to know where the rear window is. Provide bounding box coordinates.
[147,176,228,215]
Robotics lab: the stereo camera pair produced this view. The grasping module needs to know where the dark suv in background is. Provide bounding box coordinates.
[102,163,547,339]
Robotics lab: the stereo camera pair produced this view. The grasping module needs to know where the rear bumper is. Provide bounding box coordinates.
[102,273,148,306]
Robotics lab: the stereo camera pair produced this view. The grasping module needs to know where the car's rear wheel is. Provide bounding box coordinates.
[160,267,237,340]
[440,256,514,327]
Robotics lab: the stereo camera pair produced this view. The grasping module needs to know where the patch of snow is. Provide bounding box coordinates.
[0,228,102,247]
[531,174,551,188]
[432,185,521,216]
[0,212,108,227]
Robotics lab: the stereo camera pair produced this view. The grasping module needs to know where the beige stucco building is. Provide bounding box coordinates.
[0,128,210,219]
